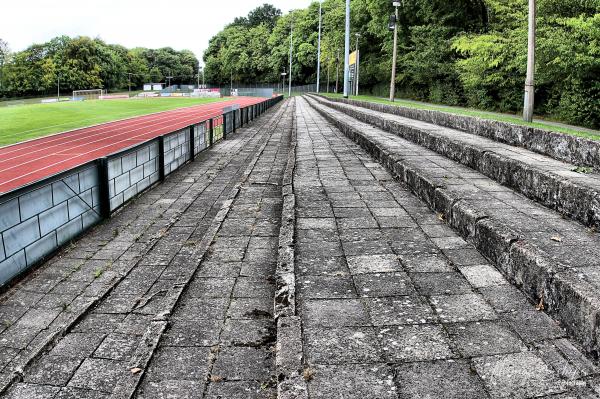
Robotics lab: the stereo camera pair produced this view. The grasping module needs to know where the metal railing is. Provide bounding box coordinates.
[0,96,284,287]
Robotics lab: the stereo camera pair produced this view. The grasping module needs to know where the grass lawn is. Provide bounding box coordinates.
[322,93,600,141]
[0,97,228,146]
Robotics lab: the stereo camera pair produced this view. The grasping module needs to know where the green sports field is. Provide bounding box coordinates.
[0,97,228,146]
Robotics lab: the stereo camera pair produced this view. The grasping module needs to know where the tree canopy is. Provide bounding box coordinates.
[204,0,600,128]
[0,36,199,98]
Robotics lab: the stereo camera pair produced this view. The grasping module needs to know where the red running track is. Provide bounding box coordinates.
[0,97,265,194]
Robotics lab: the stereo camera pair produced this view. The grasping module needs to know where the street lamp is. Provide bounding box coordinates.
[343,0,350,98]
[355,33,361,96]
[523,0,536,122]
[389,1,401,102]
[316,0,323,93]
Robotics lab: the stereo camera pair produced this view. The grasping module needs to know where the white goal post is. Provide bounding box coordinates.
[72,89,105,101]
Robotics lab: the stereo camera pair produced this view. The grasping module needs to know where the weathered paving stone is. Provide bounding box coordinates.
[302,299,370,328]
[446,321,526,357]
[305,327,384,364]
[136,380,203,399]
[68,358,127,392]
[93,333,138,361]
[394,360,490,399]
[220,319,275,347]
[24,355,82,385]
[226,297,273,319]
[377,324,454,362]
[399,252,454,273]
[55,386,110,399]
[472,351,566,398]
[430,293,497,323]
[49,332,105,358]
[211,346,274,381]
[4,383,61,399]
[161,319,221,347]
[346,254,401,274]
[503,309,566,343]
[354,272,415,297]
[307,364,397,399]
[145,346,210,381]
[411,272,473,295]
[298,276,357,299]
[205,380,275,399]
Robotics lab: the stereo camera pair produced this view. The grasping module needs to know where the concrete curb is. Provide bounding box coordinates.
[316,95,600,170]
[274,98,309,399]
[305,95,600,357]
[310,94,600,229]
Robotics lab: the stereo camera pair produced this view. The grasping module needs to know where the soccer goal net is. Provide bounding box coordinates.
[72,89,105,101]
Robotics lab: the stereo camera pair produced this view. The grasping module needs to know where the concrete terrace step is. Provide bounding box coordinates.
[304,95,600,357]
[310,95,600,230]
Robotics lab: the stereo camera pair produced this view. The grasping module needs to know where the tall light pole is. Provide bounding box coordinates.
[289,23,293,97]
[57,75,60,101]
[343,0,351,98]
[389,1,400,102]
[355,33,361,96]
[316,0,323,93]
[523,0,536,122]
[335,48,340,93]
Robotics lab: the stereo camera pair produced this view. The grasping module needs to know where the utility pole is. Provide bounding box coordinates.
[523,0,536,122]
[390,1,400,102]
[355,33,361,96]
[343,0,350,98]
[335,48,340,93]
[288,22,293,97]
[316,0,322,93]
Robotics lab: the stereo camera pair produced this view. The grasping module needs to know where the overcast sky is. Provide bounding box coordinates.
[1,0,314,63]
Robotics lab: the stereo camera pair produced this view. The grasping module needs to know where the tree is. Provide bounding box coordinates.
[0,38,10,94]
[248,3,282,29]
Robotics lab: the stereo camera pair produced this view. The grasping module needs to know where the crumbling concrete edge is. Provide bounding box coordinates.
[315,94,600,171]
[275,98,309,399]
[305,95,600,358]
[108,99,290,399]
[308,94,600,229]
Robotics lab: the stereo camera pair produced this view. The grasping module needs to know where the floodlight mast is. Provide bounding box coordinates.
[289,23,293,97]
[343,0,350,98]
[316,0,323,93]
[389,1,401,102]
[523,0,536,122]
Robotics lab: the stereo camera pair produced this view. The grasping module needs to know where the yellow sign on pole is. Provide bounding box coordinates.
[349,51,357,66]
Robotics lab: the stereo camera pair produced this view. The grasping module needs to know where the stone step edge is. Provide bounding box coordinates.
[274,98,309,399]
[308,94,600,230]
[315,94,600,171]
[305,95,600,358]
